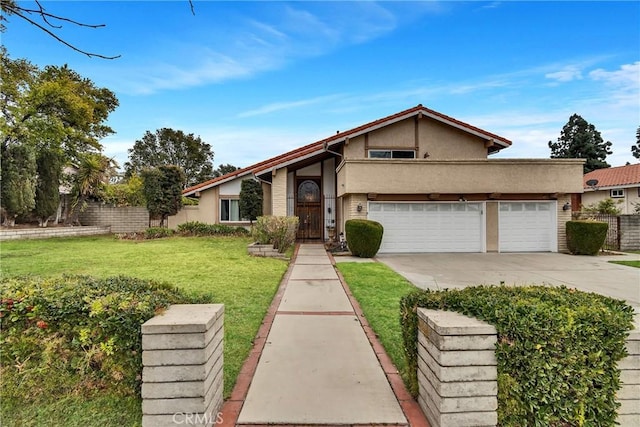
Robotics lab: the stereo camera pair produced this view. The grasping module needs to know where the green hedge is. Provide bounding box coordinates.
[177,221,249,237]
[345,219,384,258]
[400,286,634,426]
[566,220,609,255]
[0,276,208,400]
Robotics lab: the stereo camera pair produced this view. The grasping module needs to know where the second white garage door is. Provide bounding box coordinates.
[368,202,484,253]
[499,202,557,252]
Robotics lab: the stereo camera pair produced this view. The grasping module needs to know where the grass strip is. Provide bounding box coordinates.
[336,261,418,387]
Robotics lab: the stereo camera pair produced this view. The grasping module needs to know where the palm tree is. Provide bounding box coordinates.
[66,153,117,225]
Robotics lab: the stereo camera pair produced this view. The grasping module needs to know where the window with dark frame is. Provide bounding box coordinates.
[368,149,416,159]
[220,199,241,221]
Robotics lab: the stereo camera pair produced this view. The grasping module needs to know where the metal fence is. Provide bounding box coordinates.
[572,213,620,250]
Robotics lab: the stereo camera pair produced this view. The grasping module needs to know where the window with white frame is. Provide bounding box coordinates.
[220,199,241,221]
[610,189,624,198]
[368,149,416,159]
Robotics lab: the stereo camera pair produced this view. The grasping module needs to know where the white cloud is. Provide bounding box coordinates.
[545,65,583,83]
[589,61,640,88]
[238,94,346,118]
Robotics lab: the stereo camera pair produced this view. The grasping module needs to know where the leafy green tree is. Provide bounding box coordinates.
[632,126,640,160]
[125,128,214,188]
[239,179,263,223]
[34,149,63,227]
[141,166,186,226]
[548,114,612,173]
[213,164,239,178]
[100,175,145,207]
[1,144,37,226]
[0,49,118,163]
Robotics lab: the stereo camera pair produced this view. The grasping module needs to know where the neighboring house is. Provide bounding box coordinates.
[580,164,640,214]
[170,105,584,253]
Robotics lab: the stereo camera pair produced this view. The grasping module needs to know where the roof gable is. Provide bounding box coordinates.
[583,164,640,189]
[184,104,512,195]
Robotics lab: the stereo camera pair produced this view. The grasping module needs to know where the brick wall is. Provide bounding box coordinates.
[618,313,640,426]
[620,215,640,251]
[78,202,149,233]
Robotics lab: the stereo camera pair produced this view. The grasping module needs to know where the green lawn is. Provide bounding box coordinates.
[609,260,640,268]
[1,235,288,426]
[336,262,418,387]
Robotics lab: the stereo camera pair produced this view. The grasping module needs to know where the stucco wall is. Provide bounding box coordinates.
[342,116,489,160]
[582,187,639,214]
[421,119,487,160]
[486,202,499,252]
[337,159,584,197]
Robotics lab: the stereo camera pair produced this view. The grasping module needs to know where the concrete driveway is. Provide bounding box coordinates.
[375,252,640,307]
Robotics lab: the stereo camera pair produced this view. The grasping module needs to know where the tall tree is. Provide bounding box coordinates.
[632,126,640,160]
[34,149,63,227]
[0,144,37,226]
[239,179,263,223]
[548,114,612,173]
[125,128,214,188]
[141,166,186,227]
[0,48,118,163]
[213,164,239,178]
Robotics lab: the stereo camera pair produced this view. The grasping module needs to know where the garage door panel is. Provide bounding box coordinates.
[499,202,556,252]
[368,202,483,253]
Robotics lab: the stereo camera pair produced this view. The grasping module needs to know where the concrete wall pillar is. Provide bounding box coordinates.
[417,308,498,427]
[141,304,224,427]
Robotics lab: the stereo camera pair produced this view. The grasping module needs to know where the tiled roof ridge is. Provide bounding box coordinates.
[583,163,640,188]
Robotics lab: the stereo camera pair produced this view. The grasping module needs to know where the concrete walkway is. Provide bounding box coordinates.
[236,244,410,425]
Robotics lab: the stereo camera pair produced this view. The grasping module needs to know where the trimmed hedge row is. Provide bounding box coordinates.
[118,221,250,240]
[566,220,609,255]
[400,285,634,426]
[345,219,384,258]
[0,275,208,400]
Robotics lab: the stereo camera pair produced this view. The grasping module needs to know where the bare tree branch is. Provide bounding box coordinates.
[189,0,196,16]
[1,0,120,59]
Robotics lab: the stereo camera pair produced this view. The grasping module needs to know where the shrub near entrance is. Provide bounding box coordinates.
[345,219,383,258]
[399,285,634,426]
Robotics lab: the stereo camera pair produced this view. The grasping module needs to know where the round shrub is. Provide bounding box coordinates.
[566,220,608,255]
[0,275,208,400]
[345,219,384,258]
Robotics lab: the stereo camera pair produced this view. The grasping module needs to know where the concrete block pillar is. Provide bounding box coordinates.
[618,312,640,426]
[141,304,224,427]
[417,308,498,427]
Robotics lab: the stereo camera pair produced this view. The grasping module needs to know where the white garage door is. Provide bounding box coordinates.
[499,202,556,252]
[368,202,484,253]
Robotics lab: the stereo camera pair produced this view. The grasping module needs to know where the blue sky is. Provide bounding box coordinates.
[3,1,639,170]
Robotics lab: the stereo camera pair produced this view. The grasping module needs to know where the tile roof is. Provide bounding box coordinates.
[183,104,513,195]
[583,163,640,189]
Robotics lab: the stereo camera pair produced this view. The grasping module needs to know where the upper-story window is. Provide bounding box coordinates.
[610,189,624,198]
[368,149,416,159]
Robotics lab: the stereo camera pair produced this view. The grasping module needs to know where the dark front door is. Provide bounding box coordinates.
[296,179,322,239]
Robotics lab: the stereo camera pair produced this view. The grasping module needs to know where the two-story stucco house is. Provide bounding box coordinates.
[170,105,584,253]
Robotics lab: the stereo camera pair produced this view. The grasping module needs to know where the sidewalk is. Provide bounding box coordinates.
[221,243,427,426]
